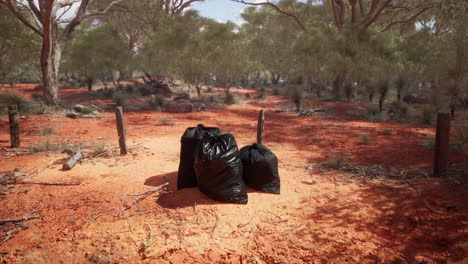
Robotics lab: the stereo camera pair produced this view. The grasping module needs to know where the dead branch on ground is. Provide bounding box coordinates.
[119,182,169,216]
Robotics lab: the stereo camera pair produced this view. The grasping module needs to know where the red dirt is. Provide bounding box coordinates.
[0,85,467,264]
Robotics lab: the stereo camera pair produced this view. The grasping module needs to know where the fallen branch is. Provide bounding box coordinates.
[0,201,43,224]
[0,215,39,223]
[62,149,83,170]
[120,182,169,215]
[271,219,289,223]
[288,230,320,249]
[423,199,468,216]
[24,177,81,185]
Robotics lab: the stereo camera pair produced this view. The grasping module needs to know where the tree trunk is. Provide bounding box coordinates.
[333,74,344,101]
[196,84,202,97]
[87,77,93,91]
[41,21,62,106]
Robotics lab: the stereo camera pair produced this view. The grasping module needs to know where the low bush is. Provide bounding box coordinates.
[224,92,238,105]
[383,128,393,135]
[92,142,108,155]
[272,88,280,96]
[148,95,166,109]
[159,117,175,126]
[39,126,55,136]
[113,93,126,108]
[421,106,434,125]
[359,134,370,144]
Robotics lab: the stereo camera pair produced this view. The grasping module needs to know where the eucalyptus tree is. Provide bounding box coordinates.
[64,23,132,90]
[0,0,129,106]
[0,6,40,86]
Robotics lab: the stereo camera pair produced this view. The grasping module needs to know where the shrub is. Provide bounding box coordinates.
[224,92,238,105]
[344,83,354,102]
[390,101,410,119]
[257,92,265,99]
[366,106,382,122]
[383,128,393,135]
[451,125,468,152]
[206,87,213,93]
[325,155,346,170]
[422,139,435,150]
[113,93,126,108]
[92,142,108,155]
[0,92,47,114]
[421,106,434,125]
[245,93,251,99]
[0,91,29,111]
[101,88,115,98]
[260,87,266,92]
[159,117,175,126]
[39,126,55,136]
[289,86,303,112]
[272,88,280,95]
[148,95,166,109]
[28,140,61,152]
[359,134,370,144]
[138,84,153,96]
[125,84,135,94]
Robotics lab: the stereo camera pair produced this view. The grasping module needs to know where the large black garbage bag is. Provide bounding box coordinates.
[240,143,280,194]
[194,133,247,204]
[177,124,221,190]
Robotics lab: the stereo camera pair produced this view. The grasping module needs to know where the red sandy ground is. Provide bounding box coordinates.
[0,84,467,264]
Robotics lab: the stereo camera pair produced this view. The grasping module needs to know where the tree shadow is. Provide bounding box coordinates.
[300,179,467,263]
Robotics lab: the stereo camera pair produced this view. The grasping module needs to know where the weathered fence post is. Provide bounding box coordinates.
[257,109,265,145]
[433,112,450,177]
[8,105,20,147]
[115,107,127,155]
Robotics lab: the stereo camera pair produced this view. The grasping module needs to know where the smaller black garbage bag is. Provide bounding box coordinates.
[194,133,247,204]
[177,124,220,190]
[240,143,280,194]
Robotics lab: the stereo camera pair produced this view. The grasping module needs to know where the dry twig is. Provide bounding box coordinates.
[119,182,169,215]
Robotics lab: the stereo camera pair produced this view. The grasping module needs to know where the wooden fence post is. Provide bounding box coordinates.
[257,109,265,145]
[8,105,20,147]
[433,112,450,177]
[115,107,127,155]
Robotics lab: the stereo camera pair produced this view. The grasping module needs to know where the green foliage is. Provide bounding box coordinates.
[159,117,175,126]
[422,138,435,150]
[28,140,62,153]
[92,142,108,155]
[148,95,166,108]
[359,134,370,144]
[0,92,46,114]
[224,92,238,105]
[451,125,468,152]
[113,93,126,108]
[63,23,132,86]
[421,106,435,125]
[0,6,41,85]
[383,128,393,135]
[39,126,55,136]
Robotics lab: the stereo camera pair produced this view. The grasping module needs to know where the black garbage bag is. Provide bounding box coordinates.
[194,133,247,204]
[177,124,220,190]
[240,143,280,194]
